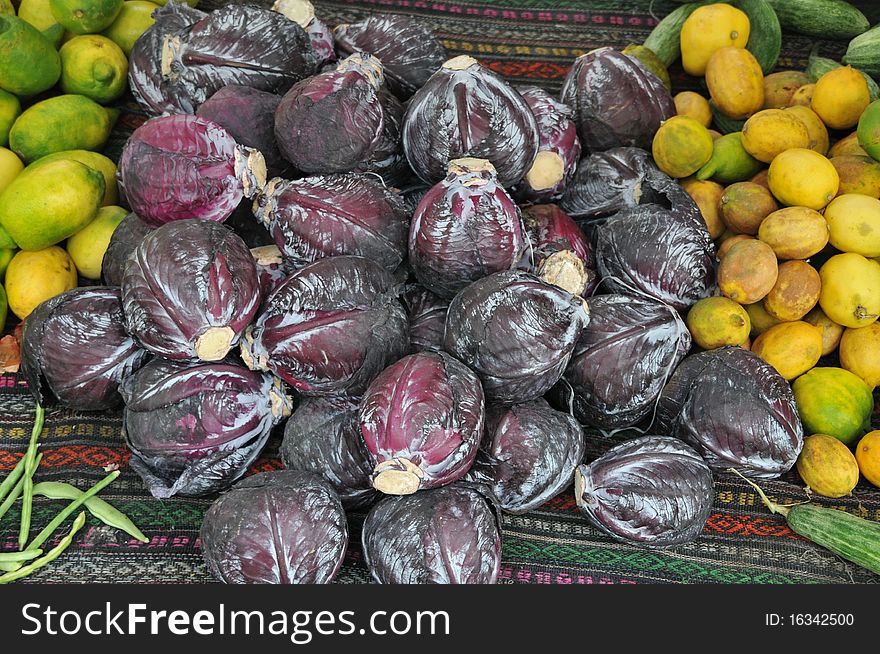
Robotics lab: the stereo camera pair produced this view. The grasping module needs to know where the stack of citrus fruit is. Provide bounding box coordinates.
[647,1,880,496]
[0,0,162,326]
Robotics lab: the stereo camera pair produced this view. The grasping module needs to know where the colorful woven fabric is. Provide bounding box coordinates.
[2,0,880,584]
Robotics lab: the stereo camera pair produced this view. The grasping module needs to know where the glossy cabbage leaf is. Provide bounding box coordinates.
[467,398,585,514]
[551,294,691,430]
[362,484,501,584]
[254,173,409,272]
[241,255,409,397]
[129,3,316,116]
[334,14,446,99]
[21,287,149,411]
[118,114,266,227]
[560,47,675,152]
[122,219,261,362]
[359,351,484,495]
[513,86,581,202]
[280,395,378,511]
[403,55,539,187]
[595,202,716,312]
[444,270,589,404]
[121,358,292,498]
[401,284,448,354]
[201,470,347,584]
[655,347,804,478]
[101,213,153,287]
[574,435,714,547]
[274,53,385,174]
[409,158,524,299]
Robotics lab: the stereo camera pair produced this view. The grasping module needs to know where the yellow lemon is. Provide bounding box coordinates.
[4,246,78,319]
[767,148,838,210]
[680,3,750,77]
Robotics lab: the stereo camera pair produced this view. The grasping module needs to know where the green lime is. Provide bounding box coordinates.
[0,158,105,250]
[30,149,118,205]
[0,89,20,147]
[8,94,113,163]
[49,0,123,34]
[858,99,880,162]
[0,247,15,280]
[59,34,128,104]
[695,131,764,184]
[0,15,61,97]
[18,0,65,47]
[101,0,157,55]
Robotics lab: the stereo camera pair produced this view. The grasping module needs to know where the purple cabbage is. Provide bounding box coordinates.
[274,53,386,174]
[444,270,589,404]
[560,47,675,152]
[574,436,714,547]
[241,255,409,397]
[270,0,335,66]
[250,245,296,300]
[362,484,501,584]
[560,146,663,221]
[402,55,539,187]
[595,202,716,312]
[196,85,288,178]
[359,351,484,495]
[655,347,804,479]
[551,294,691,430]
[118,114,266,227]
[408,158,524,299]
[128,3,316,116]
[467,398,585,514]
[253,173,409,272]
[334,14,446,100]
[121,219,261,362]
[101,213,153,287]
[513,87,581,202]
[520,203,597,297]
[352,90,410,186]
[280,396,378,511]
[121,358,292,498]
[21,287,148,411]
[200,470,347,584]
[401,284,448,354]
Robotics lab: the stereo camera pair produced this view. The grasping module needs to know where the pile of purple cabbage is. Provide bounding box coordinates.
[19,1,806,585]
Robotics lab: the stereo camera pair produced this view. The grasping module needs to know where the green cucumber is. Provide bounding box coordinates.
[809,45,880,102]
[709,100,746,135]
[643,1,710,68]
[733,0,781,75]
[734,470,880,576]
[766,0,869,41]
[844,24,880,78]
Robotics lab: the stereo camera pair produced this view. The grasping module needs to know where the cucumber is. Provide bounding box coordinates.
[733,0,781,75]
[733,470,880,576]
[766,0,869,41]
[810,45,880,102]
[844,24,880,78]
[643,1,710,68]
[709,100,746,135]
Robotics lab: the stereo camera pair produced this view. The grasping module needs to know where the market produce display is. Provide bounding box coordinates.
[0,0,879,585]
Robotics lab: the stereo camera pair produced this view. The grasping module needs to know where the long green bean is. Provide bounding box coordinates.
[0,550,43,563]
[0,512,86,584]
[0,453,43,523]
[25,470,120,552]
[32,481,149,543]
[0,454,28,508]
[18,405,45,549]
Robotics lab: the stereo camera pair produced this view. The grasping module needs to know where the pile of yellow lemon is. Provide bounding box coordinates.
[651,2,880,497]
[0,0,163,327]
